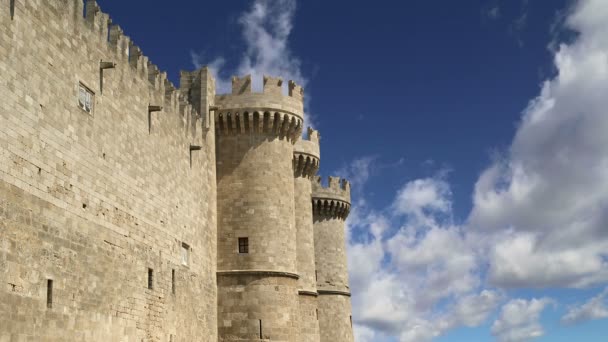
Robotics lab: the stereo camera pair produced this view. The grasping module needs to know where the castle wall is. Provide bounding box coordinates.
[0,1,217,341]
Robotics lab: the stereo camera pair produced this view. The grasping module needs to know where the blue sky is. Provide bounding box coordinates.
[96,0,608,341]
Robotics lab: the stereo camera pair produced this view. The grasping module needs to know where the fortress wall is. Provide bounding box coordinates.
[0,1,217,341]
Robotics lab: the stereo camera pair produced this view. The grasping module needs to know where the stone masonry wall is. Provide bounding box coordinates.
[317,295,353,342]
[0,1,217,341]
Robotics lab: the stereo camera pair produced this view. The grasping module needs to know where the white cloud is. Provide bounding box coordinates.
[342,0,608,340]
[191,0,313,126]
[353,324,379,342]
[393,178,452,219]
[469,0,608,289]
[491,298,554,342]
[561,288,608,325]
[344,169,499,342]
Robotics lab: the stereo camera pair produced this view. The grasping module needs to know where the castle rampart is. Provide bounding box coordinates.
[0,1,217,340]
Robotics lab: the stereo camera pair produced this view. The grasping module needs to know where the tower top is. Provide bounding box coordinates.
[214,74,304,141]
[312,176,350,203]
[294,128,320,178]
[312,176,351,220]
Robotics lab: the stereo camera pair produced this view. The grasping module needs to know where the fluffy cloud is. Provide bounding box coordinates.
[342,163,500,341]
[343,0,608,340]
[491,298,554,342]
[469,0,608,289]
[561,288,608,325]
[191,0,308,112]
[199,0,314,127]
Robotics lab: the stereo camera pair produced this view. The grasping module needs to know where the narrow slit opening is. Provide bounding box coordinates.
[171,269,176,295]
[147,268,153,289]
[46,279,53,309]
[259,319,263,339]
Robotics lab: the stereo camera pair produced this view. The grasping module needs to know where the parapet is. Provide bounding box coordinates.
[312,176,351,219]
[293,128,320,178]
[75,1,201,124]
[214,74,304,141]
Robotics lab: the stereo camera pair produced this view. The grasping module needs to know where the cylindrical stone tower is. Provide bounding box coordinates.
[293,128,321,342]
[215,75,304,342]
[312,177,354,342]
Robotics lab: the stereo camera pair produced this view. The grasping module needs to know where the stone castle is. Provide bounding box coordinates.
[0,1,354,341]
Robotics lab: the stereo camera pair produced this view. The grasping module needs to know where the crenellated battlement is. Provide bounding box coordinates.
[215,74,304,141]
[293,128,321,178]
[56,0,204,128]
[312,176,351,219]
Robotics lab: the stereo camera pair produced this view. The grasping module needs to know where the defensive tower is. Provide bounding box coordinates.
[312,177,354,342]
[293,128,321,341]
[215,75,304,341]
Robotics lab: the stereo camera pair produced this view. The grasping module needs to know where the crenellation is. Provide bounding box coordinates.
[308,127,320,144]
[289,80,304,101]
[232,75,252,95]
[84,0,109,42]
[128,42,142,70]
[147,62,160,88]
[312,176,351,205]
[108,25,123,52]
[264,75,284,96]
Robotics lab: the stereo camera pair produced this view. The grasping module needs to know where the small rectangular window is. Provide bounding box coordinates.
[171,269,176,295]
[181,243,190,266]
[78,83,94,114]
[46,279,53,309]
[238,237,249,254]
[148,268,153,290]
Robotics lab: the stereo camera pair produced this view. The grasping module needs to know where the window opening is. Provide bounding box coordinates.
[147,268,153,289]
[46,279,53,309]
[78,83,94,114]
[172,269,176,295]
[181,243,190,266]
[238,237,249,254]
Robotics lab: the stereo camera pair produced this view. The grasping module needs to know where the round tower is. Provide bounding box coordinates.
[293,128,321,342]
[215,75,304,342]
[312,177,354,342]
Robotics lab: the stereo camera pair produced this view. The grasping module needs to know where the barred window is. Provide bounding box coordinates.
[78,83,94,114]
